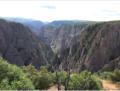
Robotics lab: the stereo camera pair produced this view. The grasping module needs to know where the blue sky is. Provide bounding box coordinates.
[0,0,120,22]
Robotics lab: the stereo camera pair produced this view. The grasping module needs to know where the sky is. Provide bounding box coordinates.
[0,0,120,22]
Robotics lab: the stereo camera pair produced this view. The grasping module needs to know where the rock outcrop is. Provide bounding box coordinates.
[40,21,91,55]
[56,21,120,72]
[0,19,54,68]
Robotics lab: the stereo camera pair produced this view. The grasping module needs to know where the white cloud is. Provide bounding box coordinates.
[0,1,120,21]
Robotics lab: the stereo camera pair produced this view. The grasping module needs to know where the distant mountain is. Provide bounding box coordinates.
[51,20,93,25]
[0,19,54,68]
[2,17,45,34]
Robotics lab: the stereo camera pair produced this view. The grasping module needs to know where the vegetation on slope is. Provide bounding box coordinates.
[0,57,34,90]
[22,65,102,90]
[1,57,120,90]
[22,65,54,90]
[99,69,120,82]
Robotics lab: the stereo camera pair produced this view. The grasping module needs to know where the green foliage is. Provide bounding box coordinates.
[111,69,120,82]
[100,69,120,82]
[22,64,38,84]
[22,65,54,90]
[68,70,102,90]
[99,71,114,80]
[36,66,54,89]
[0,57,34,90]
[53,70,67,85]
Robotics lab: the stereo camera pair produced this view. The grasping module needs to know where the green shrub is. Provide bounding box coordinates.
[23,65,54,90]
[52,70,67,85]
[68,70,102,90]
[99,69,120,82]
[22,64,39,84]
[36,66,54,89]
[0,57,34,90]
[110,69,120,82]
[99,71,114,80]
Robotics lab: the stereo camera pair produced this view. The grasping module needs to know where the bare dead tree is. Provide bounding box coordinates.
[52,54,62,90]
[52,47,74,90]
[64,64,71,90]
[55,70,61,90]
[64,53,74,90]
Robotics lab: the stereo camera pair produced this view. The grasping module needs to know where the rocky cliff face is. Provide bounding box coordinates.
[0,19,54,68]
[40,21,92,56]
[56,21,120,72]
[1,18,119,72]
[83,22,120,72]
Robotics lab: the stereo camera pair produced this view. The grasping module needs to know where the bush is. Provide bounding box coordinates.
[22,64,39,84]
[53,70,67,85]
[0,57,34,90]
[23,65,54,90]
[99,69,120,82]
[68,70,102,90]
[99,71,114,80]
[36,66,54,89]
[110,69,120,82]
